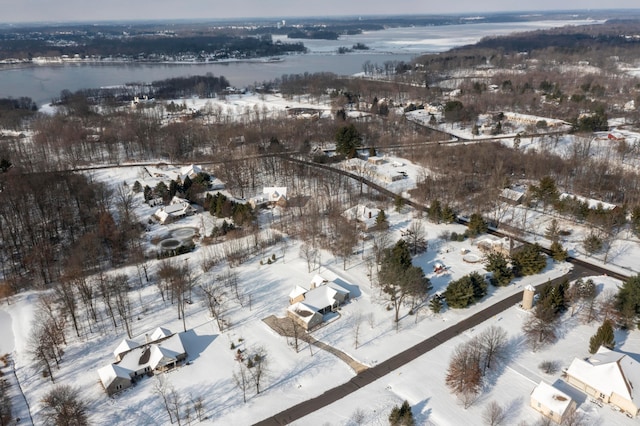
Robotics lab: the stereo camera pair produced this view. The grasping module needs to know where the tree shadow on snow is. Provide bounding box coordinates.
[413,397,432,424]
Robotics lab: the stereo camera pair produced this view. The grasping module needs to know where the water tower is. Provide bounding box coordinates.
[522,285,535,310]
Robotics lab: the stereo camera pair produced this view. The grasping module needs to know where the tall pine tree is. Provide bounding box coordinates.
[589,319,615,354]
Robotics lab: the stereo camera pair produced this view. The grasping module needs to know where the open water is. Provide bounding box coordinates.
[0,19,600,106]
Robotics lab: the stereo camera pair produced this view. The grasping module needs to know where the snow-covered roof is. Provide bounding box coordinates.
[559,193,616,211]
[311,274,327,288]
[287,302,320,324]
[162,203,190,215]
[179,164,202,181]
[303,286,338,312]
[289,285,307,300]
[149,345,178,369]
[158,333,185,357]
[98,364,131,388]
[342,204,380,229]
[531,381,574,415]
[500,187,525,202]
[502,112,567,126]
[325,280,350,297]
[263,186,287,202]
[150,327,173,341]
[566,346,640,405]
[113,338,140,359]
[154,200,194,223]
[118,346,152,372]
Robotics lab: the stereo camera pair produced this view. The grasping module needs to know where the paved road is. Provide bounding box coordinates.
[255,263,593,426]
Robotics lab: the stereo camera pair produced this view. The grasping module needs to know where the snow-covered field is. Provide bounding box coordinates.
[2,167,637,426]
[298,275,639,426]
[4,91,640,425]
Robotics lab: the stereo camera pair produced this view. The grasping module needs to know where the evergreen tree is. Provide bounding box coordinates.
[0,157,11,173]
[335,124,362,158]
[427,199,442,223]
[467,213,487,237]
[132,180,143,193]
[429,295,443,314]
[441,204,456,224]
[389,400,415,426]
[530,176,559,210]
[169,179,179,198]
[183,175,193,193]
[491,121,502,135]
[589,319,615,354]
[511,243,546,276]
[513,132,521,149]
[443,277,475,309]
[545,218,560,242]
[394,195,404,212]
[550,240,568,262]
[379,240,432,322]
[583,233,603,255]
[616,275,640,328]
[375,209,389,229]
[444,272,487,308]
[484,252,513,287]
[154,181,169,202]
[143,185,153,202]
[631,206,640,237]
[537,279,569,314]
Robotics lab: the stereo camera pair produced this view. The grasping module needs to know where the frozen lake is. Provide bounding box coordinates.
[0,18,601,106]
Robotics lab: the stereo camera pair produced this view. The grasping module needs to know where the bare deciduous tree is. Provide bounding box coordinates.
[299,243,318,273]
[190,394,205,422]
[248,346,269,395]
[353,310,363,349]
[200,278,227,332]
[233,363,250,403]
[522,304,558,352]
[482,400,506,426]
[154,376,175,424]
[445,340,483,408]
[111,274,134,338]
[479,326,508,373]
[40,385,89,426]
[28,320,56,383]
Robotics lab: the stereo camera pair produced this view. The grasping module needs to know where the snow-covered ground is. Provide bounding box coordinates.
[4,139,640,424]
[298,275,639,426]
[4,92,640,424]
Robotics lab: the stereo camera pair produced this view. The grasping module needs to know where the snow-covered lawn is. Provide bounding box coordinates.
[298,275,640,426]
[3,146,640,425]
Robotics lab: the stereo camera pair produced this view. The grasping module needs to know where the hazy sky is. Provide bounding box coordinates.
[1,0,639,24]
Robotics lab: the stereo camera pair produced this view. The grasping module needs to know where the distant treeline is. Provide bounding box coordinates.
[150,74,231,99]
[0,96,38,129]
[0,33,305,60]
[54,74,230,108]
[452,20,640,55]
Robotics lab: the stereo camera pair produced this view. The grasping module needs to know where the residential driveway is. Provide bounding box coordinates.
[263,315,368,374]
[255,263,593,426]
